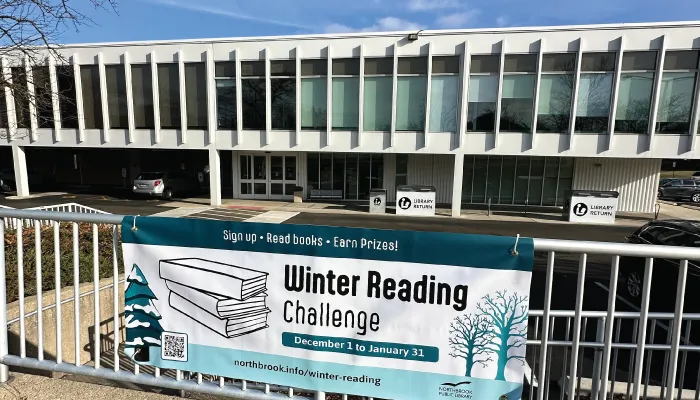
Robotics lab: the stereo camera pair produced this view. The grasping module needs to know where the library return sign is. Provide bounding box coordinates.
[121,216,534,400]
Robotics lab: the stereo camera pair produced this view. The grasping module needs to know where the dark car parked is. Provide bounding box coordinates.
[657,179,700,203]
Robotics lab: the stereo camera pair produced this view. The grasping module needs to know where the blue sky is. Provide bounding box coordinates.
[62,0,700,43]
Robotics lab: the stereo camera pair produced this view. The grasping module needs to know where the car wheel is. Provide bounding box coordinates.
[162,187,173,200]
[657,190,662,199]
[626,271,643,298]
[692,193,700,203]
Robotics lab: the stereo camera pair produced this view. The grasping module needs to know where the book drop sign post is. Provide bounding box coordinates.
[121,216,534,400]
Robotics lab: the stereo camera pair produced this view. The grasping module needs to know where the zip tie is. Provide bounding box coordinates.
[511,234,520,256]
[132,215,139,231]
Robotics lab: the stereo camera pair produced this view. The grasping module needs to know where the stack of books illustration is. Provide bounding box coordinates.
[160,258,270,338]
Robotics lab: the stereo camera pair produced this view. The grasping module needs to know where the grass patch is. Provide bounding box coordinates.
[3,223,123,304]
[660,170,695,178]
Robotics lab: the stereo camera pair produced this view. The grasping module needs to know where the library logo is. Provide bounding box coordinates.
[373,197,382,206]
[573,203,588,217]
[437,380,472,398]
[398,197,412,210]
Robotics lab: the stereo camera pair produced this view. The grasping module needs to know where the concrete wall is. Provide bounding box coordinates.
[6,277,125,367]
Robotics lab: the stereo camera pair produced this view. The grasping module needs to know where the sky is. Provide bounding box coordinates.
[60,0,700,44]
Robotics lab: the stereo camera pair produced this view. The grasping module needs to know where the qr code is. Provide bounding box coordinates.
[161,332,188,362]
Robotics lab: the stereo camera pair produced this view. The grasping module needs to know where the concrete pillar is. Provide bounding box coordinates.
[208,148,222,206]
[11,146,29,197]
[451,153,464,217]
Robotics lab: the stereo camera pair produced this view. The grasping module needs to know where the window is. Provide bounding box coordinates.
[105,65,128,129]
[241,61,265,130]
[537,54,575,133]
[11,68,29,129]
[638,226,660,243]
[395,154,408,187]
[80,65,103,129]
[467,55,499,132]
[32,67,53,128]
[56,66,78,129]
[501,54,537,132]
[363,58,392,131]
[331,59,359,130]
[396,57,427,131]
[461,155,573,206]
[271,60,296,130]
[615,52,656,133]
[301,59,326,130]
[654,228,688,246]
[656,51,699,134]
[130,64,154,129]
[575,52,615,133]
[185,63,207,129]
[429,56,459,132]
[306,153,383,200]
[215,61,236,129]
[157,63,180,129]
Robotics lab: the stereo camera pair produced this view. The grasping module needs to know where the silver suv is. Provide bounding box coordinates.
[132,171,201,200]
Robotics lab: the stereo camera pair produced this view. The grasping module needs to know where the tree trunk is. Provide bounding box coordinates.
[495,340,509,381]
[465,354,474,377]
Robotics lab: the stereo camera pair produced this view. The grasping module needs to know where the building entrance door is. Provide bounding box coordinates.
[239,154,297,200]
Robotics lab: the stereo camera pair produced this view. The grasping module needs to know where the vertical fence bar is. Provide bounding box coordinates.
[666,260,688,400]
[73,222,80,366]
[643,319,657,399]
[315,391,326,400]
[679,321,692,397]
[112,226,119,372]
[626,319,639,398]
[93,224,100,369]
[220,377,225,388]
[631,258,653,400]
[35,221,43,361]
[537,251,555,400]
[567,253,587,400]
[54,222,62,364]
[610,317,622,395]
[559,317,572,400]
[599,255,619,400]
[0,220,9,382]
[17,220,25,358]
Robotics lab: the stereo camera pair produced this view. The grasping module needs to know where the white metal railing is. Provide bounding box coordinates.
[1,203,110,229]
[0,208,699,400]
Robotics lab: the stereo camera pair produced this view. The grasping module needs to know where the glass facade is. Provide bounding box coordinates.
[462,155,573,206]
[7,48,700,137]
[306,153,384,200]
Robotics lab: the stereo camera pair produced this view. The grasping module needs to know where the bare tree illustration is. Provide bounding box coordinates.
[0,0,116,140]
[476,290,529,381]
[449,314,495,377]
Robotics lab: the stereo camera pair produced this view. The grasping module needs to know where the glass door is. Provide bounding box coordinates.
[240,154,268,199]
[240,154,297,200]
[269,155,297,200]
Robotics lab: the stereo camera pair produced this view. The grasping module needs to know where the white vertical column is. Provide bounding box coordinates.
[206,48,216,146]
[457,41,470,149]
[326,46,333,146]
[150,51,161,143]
[24,56,37,142]
[608,36,625,151]
[493,39,506,148]
[689,54,700,153]
[97,52,110,143]
[123,51,135,144]
[294,47,301,146]
[11,145,29,197]
[234,50,243,146]
[647,35,667,153]
[358,44,365,147]
[451,153,464,217]
[531,39,545,147]
[72,53,85,142]
[48,56,61,141]
[423,42,433,148]
[178,49,187,144]
[568,38,584,149]
[264,48,271,146]
[390,43,398,147]
[2,57,17,142]
[208,147,222,206]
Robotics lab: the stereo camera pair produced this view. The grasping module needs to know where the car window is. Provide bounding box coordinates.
[638,226,661,242]
[693,172,700,176]
[670,181,682,187]
[682,180,696,186]
[654,228,688,246]
[137,172,164,180]
[683,234,700,247]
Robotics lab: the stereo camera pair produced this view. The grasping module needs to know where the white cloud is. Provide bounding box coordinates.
[146,0,313,30]
[496,16,508,27]
[324,17,425,33]
[407,0,461,11]
[435,10,479,28]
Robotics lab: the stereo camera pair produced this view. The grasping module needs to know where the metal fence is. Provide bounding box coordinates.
[1,203,110,230]
[0,207,699,400]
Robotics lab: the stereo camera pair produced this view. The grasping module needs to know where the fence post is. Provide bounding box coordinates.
[0,220,9,382]
[590,317,605,400]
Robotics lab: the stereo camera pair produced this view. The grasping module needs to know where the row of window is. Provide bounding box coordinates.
[1,50,698,134]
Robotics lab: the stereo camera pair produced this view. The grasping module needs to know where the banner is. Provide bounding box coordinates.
[121,216,534,400]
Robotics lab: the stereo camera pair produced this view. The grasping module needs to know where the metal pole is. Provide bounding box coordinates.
[0,220,9,382]
[590,318,604,400]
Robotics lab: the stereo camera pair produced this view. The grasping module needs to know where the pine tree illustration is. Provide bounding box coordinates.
[125,263,163,362]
